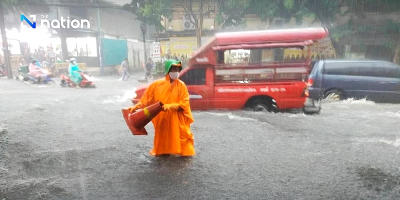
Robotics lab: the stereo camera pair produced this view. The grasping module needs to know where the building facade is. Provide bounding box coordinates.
[2,1,156,71]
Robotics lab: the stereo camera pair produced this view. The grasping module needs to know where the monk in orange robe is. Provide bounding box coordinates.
[129,59,195,157]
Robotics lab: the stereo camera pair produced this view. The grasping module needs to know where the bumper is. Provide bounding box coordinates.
[308,87,322,101]
[275,98,307,111]
[302,98,321,114]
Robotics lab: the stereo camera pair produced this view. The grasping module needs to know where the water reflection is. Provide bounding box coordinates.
[128,154,195,197]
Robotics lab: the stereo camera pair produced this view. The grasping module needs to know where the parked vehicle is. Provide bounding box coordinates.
[133,27,330,113]
[307,60,400,103]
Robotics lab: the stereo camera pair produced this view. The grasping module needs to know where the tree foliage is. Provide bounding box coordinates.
[122,0,172,31]
[122,0,399,61]
[0,0,19,8]
[172,0,215,47]
[216,0,330,28]
[216,0,250,29]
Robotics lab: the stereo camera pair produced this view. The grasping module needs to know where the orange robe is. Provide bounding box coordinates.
[138,75,195,156]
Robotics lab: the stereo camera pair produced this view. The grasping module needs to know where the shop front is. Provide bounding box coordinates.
[59,29,99,67]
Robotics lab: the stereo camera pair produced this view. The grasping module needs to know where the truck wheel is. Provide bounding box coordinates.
[251,99,276,112]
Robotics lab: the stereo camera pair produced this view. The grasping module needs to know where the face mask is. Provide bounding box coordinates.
[169,72,179,80]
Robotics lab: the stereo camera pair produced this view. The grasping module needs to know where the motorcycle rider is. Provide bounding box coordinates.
[68,58,83,87]
[28,59,47,82]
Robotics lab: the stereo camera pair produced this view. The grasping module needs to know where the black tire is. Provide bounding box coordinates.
[252,100,269,112]
[324,89,343,101]
[250,99,278,113]
[60,80,66,87]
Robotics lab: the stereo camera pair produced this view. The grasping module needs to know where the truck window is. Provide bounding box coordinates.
[219,48,288,65]
[223,49,251,64]
[215,68,275,83]
[180,68,206,85]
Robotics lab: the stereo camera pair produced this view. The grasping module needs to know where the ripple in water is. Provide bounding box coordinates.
[102,88,137,104]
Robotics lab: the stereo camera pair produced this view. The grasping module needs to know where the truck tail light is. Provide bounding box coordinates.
[302,87,309,97]
[307,78,314,87]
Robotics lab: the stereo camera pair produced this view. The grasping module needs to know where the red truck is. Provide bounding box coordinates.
[133,27,329,113]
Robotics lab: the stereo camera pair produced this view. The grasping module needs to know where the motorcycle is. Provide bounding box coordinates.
[15,66,55,84]
[60,71,96,88]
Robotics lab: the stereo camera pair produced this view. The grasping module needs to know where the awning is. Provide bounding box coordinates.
[212,40,314,51]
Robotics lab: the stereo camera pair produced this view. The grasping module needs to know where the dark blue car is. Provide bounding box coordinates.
[307,60,400,103]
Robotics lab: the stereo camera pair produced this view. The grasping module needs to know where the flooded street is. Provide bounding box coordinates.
[1,75,400,200]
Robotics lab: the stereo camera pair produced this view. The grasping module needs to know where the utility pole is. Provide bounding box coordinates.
[97,4,103,75]
[0,6,13,79]
[140,23,147,66]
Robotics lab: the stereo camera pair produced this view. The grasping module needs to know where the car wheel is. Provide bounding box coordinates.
[324,89,343,101]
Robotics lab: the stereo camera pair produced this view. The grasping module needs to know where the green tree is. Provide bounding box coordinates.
[172,0,215,48]
[0,0,19,79]
[124,0,215,48]
[328,0,400,61]
[216,0,318,29]
[244,0,399,62]
[215,0,250,29]
[347,0,400,63]
[247,0,292,24]
[123,0,172,31]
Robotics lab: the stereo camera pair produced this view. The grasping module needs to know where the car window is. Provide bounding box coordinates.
[324,62,400,78]
[324,62,358,76]
[370,63,400,78]
[309,61,319,74]
[355,63,375,76]
[179,68,206,85]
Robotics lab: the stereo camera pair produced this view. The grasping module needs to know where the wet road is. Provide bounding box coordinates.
[1,74,400,200]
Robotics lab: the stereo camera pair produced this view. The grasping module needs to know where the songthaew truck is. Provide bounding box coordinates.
[133,27,329,113]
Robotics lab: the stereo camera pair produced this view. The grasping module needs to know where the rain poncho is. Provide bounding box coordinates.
[69,63,82,85]
[137,71,195,156]
[28,63,45,78]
